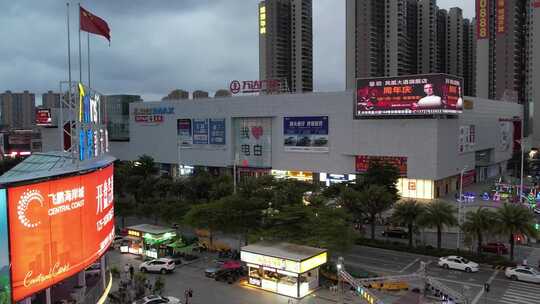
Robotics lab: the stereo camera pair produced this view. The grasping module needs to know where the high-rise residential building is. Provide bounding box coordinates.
[104,95,142,141]
[162,89,189,101]
[417,0,439,74]
[259,0,313,93]
[526,1,540,145]
[42,90,61,108]
[346,0,476,95]
[447,8,464,78]
[0,91,35,129]
[463,18,476,96]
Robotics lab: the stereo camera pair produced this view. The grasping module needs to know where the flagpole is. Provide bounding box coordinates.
[87,32,91,88]
[66,2,72,153]
[78,3,82,85]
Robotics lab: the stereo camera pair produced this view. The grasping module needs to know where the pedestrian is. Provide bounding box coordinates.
[129,264,134,281]
[124,263,129,279]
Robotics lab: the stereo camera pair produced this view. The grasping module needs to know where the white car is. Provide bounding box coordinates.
[139,258,176,274]
[505,266,540,283]
[133,295,181,304]
[438,256,479,273]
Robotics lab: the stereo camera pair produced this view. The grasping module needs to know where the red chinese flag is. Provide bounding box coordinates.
[80,6,110,42]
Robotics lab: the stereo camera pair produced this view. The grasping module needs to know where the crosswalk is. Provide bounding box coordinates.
[499,281,540,304]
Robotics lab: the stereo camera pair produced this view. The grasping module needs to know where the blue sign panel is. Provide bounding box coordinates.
[0,189,11,304]
[192,119,209,145]
[209,119,226,145]
[283,116,329,153]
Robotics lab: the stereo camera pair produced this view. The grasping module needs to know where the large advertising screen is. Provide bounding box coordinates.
[356,156,408,177]
[0,190,11,304]
[35,109,52,127]
[283,116,329,153]
[355,74,463,117]
[8,165,114,301]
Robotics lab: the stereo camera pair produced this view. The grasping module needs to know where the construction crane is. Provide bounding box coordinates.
[336,258,468,304]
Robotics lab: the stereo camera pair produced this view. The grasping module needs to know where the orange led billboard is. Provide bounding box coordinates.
[7,164,114,301]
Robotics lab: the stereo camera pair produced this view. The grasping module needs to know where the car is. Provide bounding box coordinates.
[205,266,220,278]
[214,268,242,284]
[382,228,408,239]
[133,295,181,304]
[296,136,311,146]
[505,266,540,283]
[438,256,479,273]
[139,258,176,274]
[481,242,508,254]
[313,137,328,146]
[284,136,297,146]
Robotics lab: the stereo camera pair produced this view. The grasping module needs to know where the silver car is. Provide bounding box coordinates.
[505,266,540,283]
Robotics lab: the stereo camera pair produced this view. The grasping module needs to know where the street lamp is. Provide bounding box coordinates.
[457,165,468,251]
[336,257,344,304]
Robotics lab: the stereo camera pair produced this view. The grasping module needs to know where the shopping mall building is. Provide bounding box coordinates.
[42,88,522,200]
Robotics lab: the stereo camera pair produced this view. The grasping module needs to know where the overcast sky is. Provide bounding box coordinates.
[0,1,474,103]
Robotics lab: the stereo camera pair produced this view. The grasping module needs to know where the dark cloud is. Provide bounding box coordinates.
[0,0,474,102]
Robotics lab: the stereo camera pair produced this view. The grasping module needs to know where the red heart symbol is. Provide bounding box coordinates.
[251,126,263,139]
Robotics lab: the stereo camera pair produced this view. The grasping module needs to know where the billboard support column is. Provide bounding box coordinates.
[45,288,51,304]
[101,255,107,289]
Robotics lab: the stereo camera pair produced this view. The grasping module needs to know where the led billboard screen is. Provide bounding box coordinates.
[355,74,463,117]
[7,165,114,301]
[0,190,11,304]
[35,109,52,127]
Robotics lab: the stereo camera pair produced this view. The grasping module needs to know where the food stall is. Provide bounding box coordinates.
[122,224,177,259]
[241,242,327,298]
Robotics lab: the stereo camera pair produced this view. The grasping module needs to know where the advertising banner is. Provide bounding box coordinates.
[355,156,408,177]
[283,116,329,153]
[355,74,463,117]
[234,117,272,168]
[133,107,174,125]
[8,165,114,301]
[535,0,540,8]
[497,0,506,34]
[35,109,52,127]
[477,0,489,39]
[459,125,476,154]
[177,119,192,147]
[209,119,226,145]
[0,190,11,304]
[498,121,512,152]
[192,119,209,145]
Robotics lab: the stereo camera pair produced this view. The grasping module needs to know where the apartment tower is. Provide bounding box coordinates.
[259,0,313,93]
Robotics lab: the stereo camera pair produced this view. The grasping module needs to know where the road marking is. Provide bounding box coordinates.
[434,277,483,288]
[399,258,419,273]
[471,269,499,304]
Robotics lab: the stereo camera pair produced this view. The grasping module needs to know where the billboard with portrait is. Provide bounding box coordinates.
[0,190,11,304]
[283,116,329,153]
[7,165,114,301]
[355,74,463,117]
[234,117,272,168]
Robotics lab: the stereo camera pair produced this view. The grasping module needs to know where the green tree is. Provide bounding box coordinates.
[304,206,354,252]
[360,162,400,201]
[494,204,538,260]
[115,196,136,228]
[391,200,425,247]
[419,201,457,250]
[461,208,496,256]
[358,185,395,240]
[183,201,225,248]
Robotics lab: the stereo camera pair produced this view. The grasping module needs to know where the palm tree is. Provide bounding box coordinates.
[358,185,395,240]
[494,204,538,261]
[391,200,425,247]
[419,200,458,250]
[461,208,496,255]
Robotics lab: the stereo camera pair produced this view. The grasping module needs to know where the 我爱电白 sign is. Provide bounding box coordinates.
[355,74,463,117]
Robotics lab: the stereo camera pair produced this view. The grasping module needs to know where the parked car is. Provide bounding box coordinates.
[139,258,176,274]
[505,266,540,283]
[204,266,220,278]
[481,242,508,254]
[133,295,181,304]
[381,228,408,239]
[438,256,479,273]
[214,268,243,284]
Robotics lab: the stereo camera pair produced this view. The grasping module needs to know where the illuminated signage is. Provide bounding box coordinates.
[134,107,174,125]
[355,74,463,117]
[36,109,52,126]
[497,0,506,34]
[259,6,266,34]
[128,230,141,237]
[477,0,489,39]
[229,79,281,95]
[249,277,262,287]
[356,156,408,177]
[0,189,11,303]
[241,251,300,273]
[299,252,327,273]
[8,165,114,301]
[284,116,329,153]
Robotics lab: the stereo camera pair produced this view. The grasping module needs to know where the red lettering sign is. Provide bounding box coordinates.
[477,0,489,39]
[229,79,281,95]
[497,0,506,34]
[355,156,408,177]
